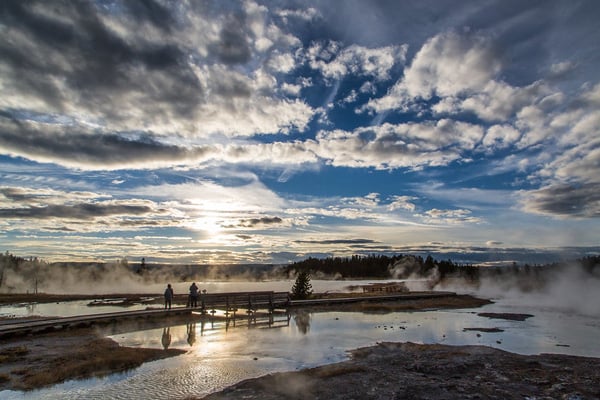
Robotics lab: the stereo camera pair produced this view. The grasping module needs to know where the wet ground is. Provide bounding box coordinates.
[201,341,600,400]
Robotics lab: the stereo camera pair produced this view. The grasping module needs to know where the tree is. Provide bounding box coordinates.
[291,270,313,300]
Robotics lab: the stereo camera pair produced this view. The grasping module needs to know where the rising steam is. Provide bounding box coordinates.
[435,262,600,317]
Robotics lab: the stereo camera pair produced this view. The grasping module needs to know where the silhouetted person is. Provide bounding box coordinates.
[189,282,199,308]
[164,283,174,309]
[161,327,171,349]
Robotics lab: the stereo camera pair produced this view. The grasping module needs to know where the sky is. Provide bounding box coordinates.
[0,0,599,265]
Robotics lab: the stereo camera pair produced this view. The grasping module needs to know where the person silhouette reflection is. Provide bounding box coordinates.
[294,311,311,334]
[161,327,172,349]
[187,322,196,346]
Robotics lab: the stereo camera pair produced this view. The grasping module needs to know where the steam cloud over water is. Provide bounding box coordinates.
[436,263,600,318]
[1,262,157,294]
[0,258,291,295]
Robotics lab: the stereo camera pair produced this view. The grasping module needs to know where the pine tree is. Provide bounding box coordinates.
[291,270,313,300]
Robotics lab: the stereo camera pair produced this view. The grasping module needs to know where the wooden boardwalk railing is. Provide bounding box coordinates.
[197,291,290,315]
[0,291,291,338]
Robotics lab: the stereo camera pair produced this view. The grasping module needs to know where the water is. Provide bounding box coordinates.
[2,280,599,399]
[0,300,152,319]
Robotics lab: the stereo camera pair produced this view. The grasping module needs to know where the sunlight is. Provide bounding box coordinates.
[191,216,223,236]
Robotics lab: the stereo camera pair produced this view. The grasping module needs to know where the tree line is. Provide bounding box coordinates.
[286,253,600,282]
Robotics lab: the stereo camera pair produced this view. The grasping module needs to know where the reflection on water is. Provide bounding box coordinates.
[186,323,196,347]
[294,311,311,334]
[161,327,171,350]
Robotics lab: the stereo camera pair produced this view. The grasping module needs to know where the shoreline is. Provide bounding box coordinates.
[200,341,600,400]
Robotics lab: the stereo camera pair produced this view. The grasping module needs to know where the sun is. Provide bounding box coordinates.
[192,216,223,236]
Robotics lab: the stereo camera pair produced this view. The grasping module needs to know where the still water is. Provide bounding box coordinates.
[2,280,600,400]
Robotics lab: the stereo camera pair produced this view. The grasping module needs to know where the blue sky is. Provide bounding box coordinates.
[0,0,599,264]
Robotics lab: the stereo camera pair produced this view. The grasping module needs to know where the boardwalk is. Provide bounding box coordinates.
[0,291,456,338]
[0,291,290,338]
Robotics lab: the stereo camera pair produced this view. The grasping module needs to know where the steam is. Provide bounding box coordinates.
[388,256,439,291]
[1,261,161,294]
[0,257,290,295]
[436,262,600,318]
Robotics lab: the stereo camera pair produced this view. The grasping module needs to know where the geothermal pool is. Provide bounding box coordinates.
[1,280,599,400]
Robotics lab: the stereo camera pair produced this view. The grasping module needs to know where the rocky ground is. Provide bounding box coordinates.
[201,341,600,400]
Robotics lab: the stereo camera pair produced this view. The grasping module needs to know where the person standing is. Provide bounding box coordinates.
[189,282,199,308]
[164,283,174,309]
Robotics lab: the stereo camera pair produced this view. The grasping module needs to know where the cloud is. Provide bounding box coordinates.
[520,183,600,218]
[275,7,320,22]
[0,112,320,171]
[285,192,418,225]
[0,186,182,234]
[237,216,284,228]
[365,28,562,130]
[366,31,501,112]
[0,115,220,170]
[310,119,484,169]
[0,0,314,144]
[3,112,523,174]
[418,208,481,225]
[0,187,104,204]
[479,124,522,153]
[307,41,407,81]
[294,238,377,245]
[517,83,600,218]
[460,81,552,122]
[212,14,252,64]
[0,202,156,220]
[0,2,199,119]
[387,196,417,212]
